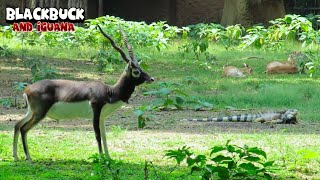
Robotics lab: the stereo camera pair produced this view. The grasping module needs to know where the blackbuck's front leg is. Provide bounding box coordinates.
[99,116,109,157]
[98,101,124,158]
[92,103,104,155]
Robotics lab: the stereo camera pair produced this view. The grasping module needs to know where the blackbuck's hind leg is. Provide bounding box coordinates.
[92,105,103,155]
[20,112,47,161]
[13,110,33,161]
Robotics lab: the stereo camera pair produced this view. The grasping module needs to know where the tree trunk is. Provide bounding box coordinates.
[98,0,103,16]
[221,0,286,26]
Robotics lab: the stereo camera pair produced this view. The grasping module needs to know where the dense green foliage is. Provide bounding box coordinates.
[166,141,275,180]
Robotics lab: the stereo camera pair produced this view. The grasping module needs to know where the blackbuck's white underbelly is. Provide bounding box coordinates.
[46,101,124,120]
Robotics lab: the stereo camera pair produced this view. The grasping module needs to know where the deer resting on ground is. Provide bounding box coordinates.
[223,63,253,77]
[13,25,154,161]
[266,61,298,74]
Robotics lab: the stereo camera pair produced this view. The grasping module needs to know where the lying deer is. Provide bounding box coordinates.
[265,61,297,74]
[222,63,253,77]
[13,25,154,161]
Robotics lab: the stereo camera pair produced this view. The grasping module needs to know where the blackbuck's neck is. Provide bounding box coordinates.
[111,73,135,103]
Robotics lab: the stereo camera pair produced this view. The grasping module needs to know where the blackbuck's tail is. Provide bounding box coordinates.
[23,93,31,111]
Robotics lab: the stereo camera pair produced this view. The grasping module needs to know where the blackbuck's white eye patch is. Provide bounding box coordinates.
[132,69,141,77]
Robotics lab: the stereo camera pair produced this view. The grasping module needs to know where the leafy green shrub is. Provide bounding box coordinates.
[220,24,244,47]
[305,51,320,77]
[0,45,13,57]
[300,29,320,48]
[133,105,154,129]
[89,154,120,180]
[13,82,28,91]
[143,82,188,110]
[0,26,14,39]
[86,16,183,51]
[305,14,320,29]
[0,98,13,108]
[269,14,313,36]
[188,23,225,39]
[186,96,214,111]
[24,58,59,82]
[241,26,268,49]
[165,140,275,180]
[91,49,121,73]
[178,39,209,59]
[143,81,214,111]
[1,15,183,54]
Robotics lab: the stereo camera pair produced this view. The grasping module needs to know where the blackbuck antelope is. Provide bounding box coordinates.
[13,25,154,161]
[223,63,253,77]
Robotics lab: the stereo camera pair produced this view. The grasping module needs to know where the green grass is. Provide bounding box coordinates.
[1,38,320,179]
[0,128,319,179]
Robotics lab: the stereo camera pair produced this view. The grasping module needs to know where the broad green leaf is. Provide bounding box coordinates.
[175,96,185,105]
[143,90,158,95]
[190,166,201,174]
[211,155,232,163]
[239,162,259,171]
[210,146,226,155]
[227,145,236,153]
[174,89,189,97]
[159,88,172,96]
[263,161,274,167]
[228,161,236,169]
[138,116,146,128]
[247,147,267,159]
[244,156,261,162]
[133,109,144,116]
[264,172,273,180]
[215,166,230,179]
